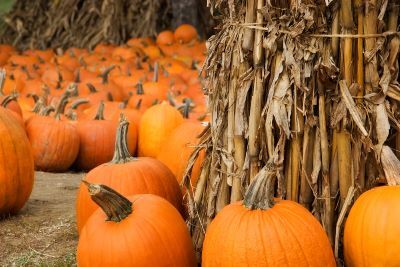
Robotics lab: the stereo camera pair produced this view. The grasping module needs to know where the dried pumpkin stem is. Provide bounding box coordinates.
[111,114,135,164]
[39,106,55,116]
[136,82,144,95]
[0,69,6,96]
[86,83,98,93]
[70,99,89,110]
[243,161,276,210]
[82,180,132,222]
[0,94,17,107]
[94,101,105,120]
[101,65,116,84]
[153,62,159,82]
[54,92,70,120]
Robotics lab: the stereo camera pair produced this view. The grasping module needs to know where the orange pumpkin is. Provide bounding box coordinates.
[344,185,400,266]
[174,24,198,44]
[157,121,205,186]
[138,101,184,157]
[25,94,80,172]
[76,116,184,233]
[74,102,137,171]
[0,107,34,215]
[77,182,196,267]
[156,30,175,46]
[202,163,336,267]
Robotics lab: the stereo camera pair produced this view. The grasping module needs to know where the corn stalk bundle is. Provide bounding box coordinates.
[0,0,166,50]
[184,0,400,261]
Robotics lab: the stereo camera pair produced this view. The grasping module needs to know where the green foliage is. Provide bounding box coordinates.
[0,0,13,14]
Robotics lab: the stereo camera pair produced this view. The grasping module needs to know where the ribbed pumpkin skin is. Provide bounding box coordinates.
[157,122,205,185]
[77,194,196,267]
[26,116,80,172]
[74,120,137,171]
[76,157,184,233]
[138,102,183,157]
[344,186,400,267]
[0,108,34,215]
[203,199,335,267]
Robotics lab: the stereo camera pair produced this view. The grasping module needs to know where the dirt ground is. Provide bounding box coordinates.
[0,172,84,266]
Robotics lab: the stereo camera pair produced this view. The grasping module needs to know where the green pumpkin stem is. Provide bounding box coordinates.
[111,114,135,164]
[82,180,132,222]
[243,161,277,210]
[94,101,105,120]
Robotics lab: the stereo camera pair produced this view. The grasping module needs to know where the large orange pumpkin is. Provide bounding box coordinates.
[344,185,400,266]
[25,94,80,172]
[77,182,196,267]
[138,102,183,157]
[202,162,336,267]
[76,116,184,233]
[0,107,34,215]
[157,121,205,186]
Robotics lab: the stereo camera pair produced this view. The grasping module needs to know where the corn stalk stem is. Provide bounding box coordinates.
[248,0,264,181]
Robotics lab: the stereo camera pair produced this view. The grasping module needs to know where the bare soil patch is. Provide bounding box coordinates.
[0,172,84,266]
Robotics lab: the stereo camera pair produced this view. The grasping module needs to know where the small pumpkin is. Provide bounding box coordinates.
[202,162,336,267]
[77,181,196,267]
[76,115,184,233]
[25,93,80,172]
[138,101,184,157]
[174,24,198,44]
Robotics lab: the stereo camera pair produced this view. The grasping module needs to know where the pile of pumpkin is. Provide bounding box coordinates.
[0,24,397,267]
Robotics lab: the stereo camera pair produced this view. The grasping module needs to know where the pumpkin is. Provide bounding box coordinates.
[138,101,184,157]
[0,107,34,215]
[74,102,137,171]
[202,162,336,267]
[344,185,400,266]
[156,30,175,46]
[157,121,205,186]
[76,115,184,233]
[25,93,80,172]
[77,182,196,267]
[174,24,198,44]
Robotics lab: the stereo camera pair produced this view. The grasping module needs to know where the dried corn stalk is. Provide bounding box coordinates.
[184,0,400,263]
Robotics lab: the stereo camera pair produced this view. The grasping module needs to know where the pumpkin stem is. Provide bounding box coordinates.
[0,93,17,107]
[39,105,55,116]
[94,101,105,120]
[243,161,277,210]
[135,59,143,70]
[0,68,6,96]
[66,83,78,97]
[54,92,70,120]
[167,92,176,107]
[70,98,89,110]
[82,180,132,222]
[21,66,32,80]
[135,99,142,110]
[136,82,144,95]
[75,69,81,83]
[101,65,116,84]
[182,98,192,119]
[153,62,159,82]
[86,83,98,93]
[111,114,135,164]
